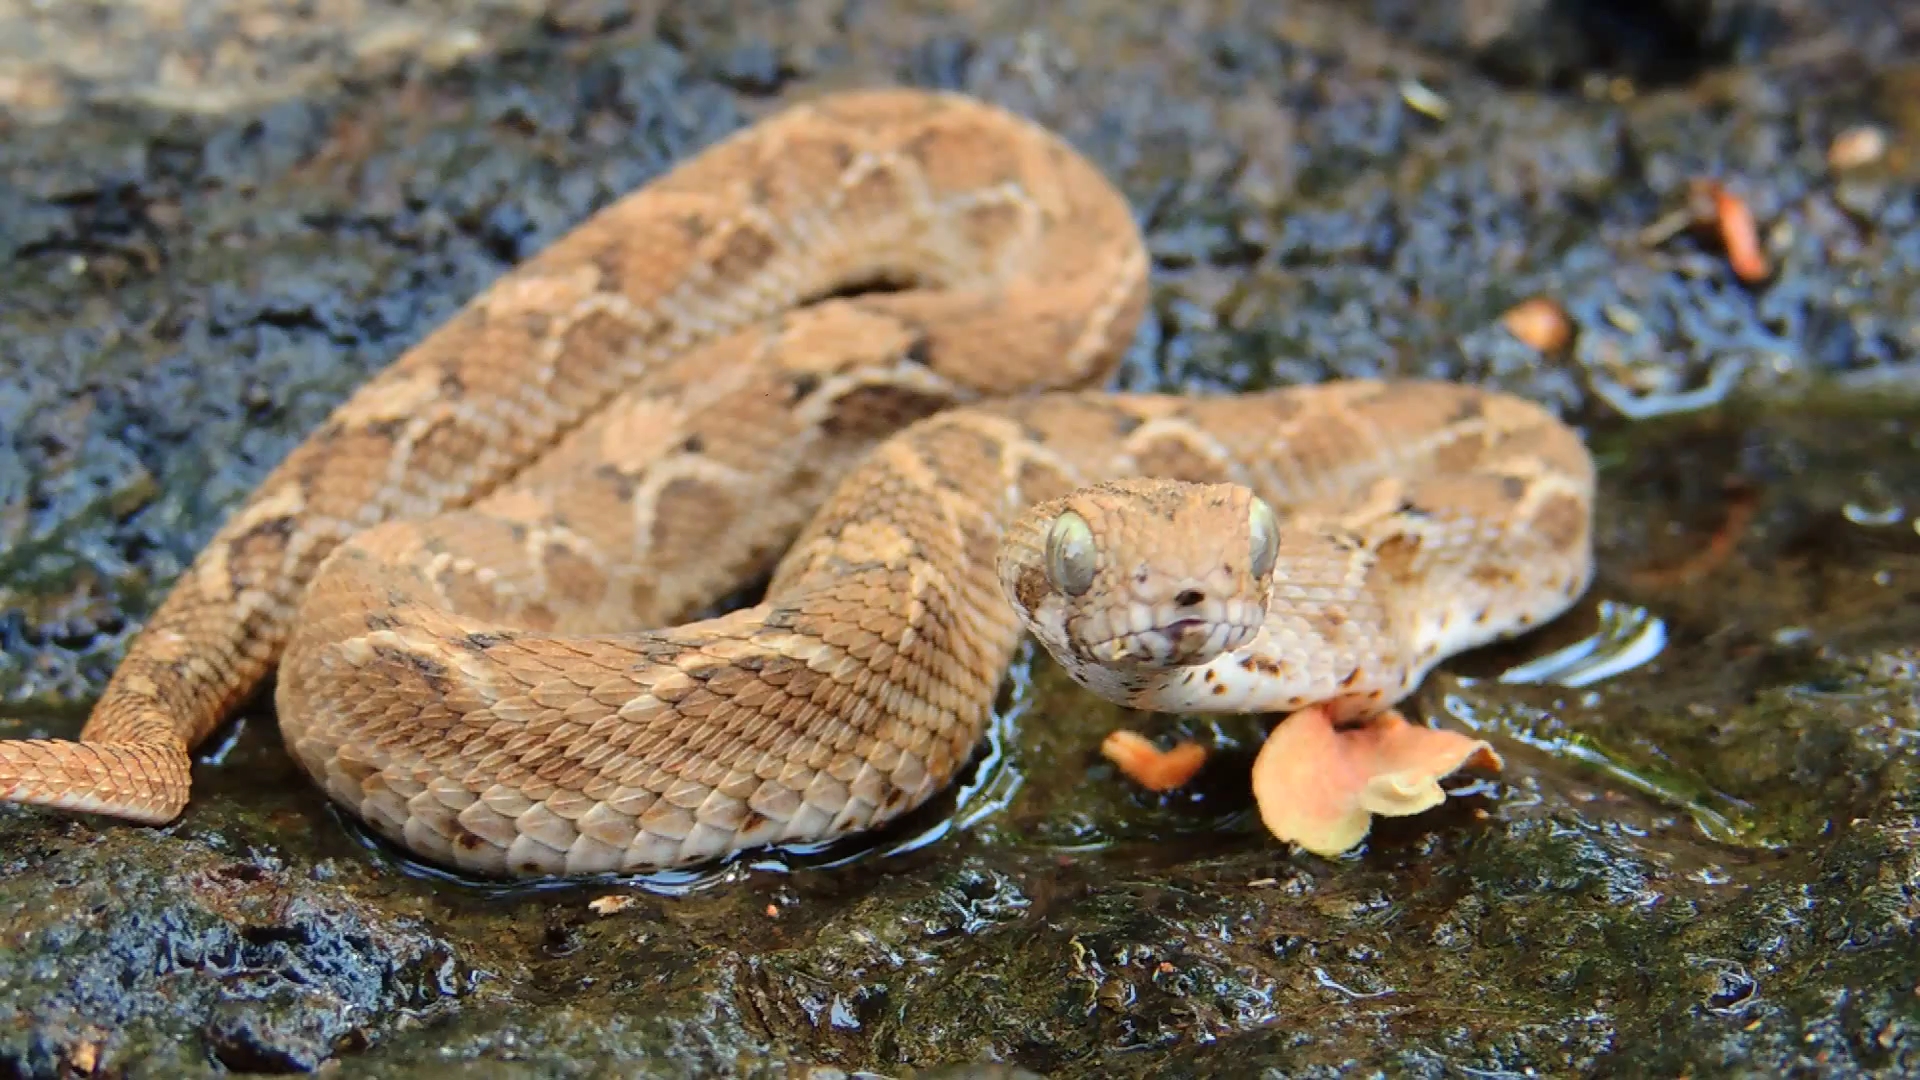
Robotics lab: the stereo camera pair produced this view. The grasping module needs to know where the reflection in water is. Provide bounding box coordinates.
[1444,598,1779,848]
[1441,692,1772,850]
[1841,471,1905,527]
[339,647,1039,900]
[195,714,250,766]
[1588,354,1747,420]
[1497,600,1668,688]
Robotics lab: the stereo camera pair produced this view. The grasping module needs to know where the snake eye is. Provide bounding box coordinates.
[1248,497,1280,581]
[1045,510,1098,597]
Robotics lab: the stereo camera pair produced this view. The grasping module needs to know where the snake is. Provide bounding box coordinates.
[0,88,1595,878]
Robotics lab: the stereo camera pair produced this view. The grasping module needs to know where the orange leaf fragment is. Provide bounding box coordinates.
[1101,730,1209,791]
[1250,705,1503,856]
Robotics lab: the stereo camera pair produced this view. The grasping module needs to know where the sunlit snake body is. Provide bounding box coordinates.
[0,89,1595,877]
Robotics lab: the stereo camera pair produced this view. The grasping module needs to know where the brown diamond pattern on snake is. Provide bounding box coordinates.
[538,542,609,611]
[819,384,962,441]
[696,220,783,294]
[296,428,430,515]
[573,195,712,294]
[1529,492,1591,551]
[1354,381,1478,429]
[1427,430,1491,476]
[905,122,1023,203]
[550,306,660,401]
[402,414,493,490]
[835,157,914,224]
[224,513,299,580]
[956,197,1034,263]
[737,127,858,212]
[1274,411,1375,480]
[434,563,527,627]
[1487,422,1591,476]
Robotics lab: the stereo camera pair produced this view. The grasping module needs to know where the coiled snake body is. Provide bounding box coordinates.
[0,89,1594,877]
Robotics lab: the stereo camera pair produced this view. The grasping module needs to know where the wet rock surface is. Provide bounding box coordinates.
[4,0,1920,1075]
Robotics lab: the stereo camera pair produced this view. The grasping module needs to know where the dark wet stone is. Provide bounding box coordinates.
[0,834,482,1077]
[711,40,796,97]
[3,1,1920,1077]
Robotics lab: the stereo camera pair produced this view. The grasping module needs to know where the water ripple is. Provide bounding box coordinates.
[1498,600,1668,689]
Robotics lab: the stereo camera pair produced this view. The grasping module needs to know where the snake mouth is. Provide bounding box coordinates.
[1096,617,1245,668]
[1073,596,1266,670]
[1159,618,1239,665]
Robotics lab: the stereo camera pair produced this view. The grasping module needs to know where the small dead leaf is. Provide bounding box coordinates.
[1500,297,1572,353]
[1251,706,1503,856]
[588,894,637,916]
[1691,179,1770,284]
[1829,125,1887,171]
[1101,730,1207,791]
[1399,79,1451,121]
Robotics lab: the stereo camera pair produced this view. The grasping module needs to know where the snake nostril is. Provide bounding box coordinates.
[1174,589,1204,608]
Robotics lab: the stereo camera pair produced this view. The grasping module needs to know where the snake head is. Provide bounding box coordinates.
[1001,478,1279,679]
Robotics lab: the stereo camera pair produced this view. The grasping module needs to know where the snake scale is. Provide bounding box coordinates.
[0,89,1595,877]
